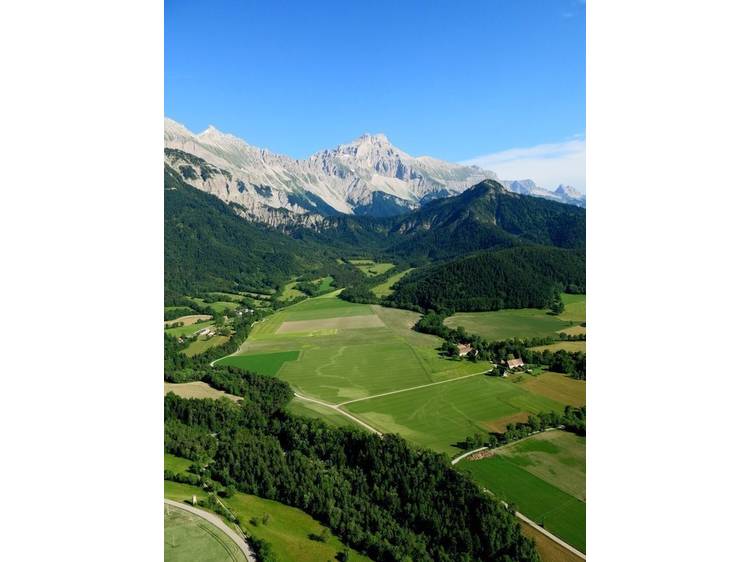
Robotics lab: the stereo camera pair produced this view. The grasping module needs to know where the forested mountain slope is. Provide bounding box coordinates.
[290,179,585,262]
[387,246,586,312]
[386,180,585,259]
[164,166,330,298]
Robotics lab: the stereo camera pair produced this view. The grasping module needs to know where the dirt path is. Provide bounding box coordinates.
[293,392,383,435]
[336,369,491,407]
[450,446,488,465]
[164,499,255,562]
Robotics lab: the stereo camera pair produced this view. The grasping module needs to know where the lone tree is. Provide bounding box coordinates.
[550,295,565,315]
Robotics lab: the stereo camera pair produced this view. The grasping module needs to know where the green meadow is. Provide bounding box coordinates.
[353,261,395,277]
[216,350,300,376]
[164,502,245,562]
[444,295,586,341]
[457,432,586,553]
[229,294,487,404]
[184,335,230,357]
[165,480,372,562]
[286,398,359,428]
[372,268,415,297]
[164,453,193,475]
[345,374,566,454]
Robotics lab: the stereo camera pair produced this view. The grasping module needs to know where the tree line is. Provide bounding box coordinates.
[414,312,586,379]
[460,406,586,451]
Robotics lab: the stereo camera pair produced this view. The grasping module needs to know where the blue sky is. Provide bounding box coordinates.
[166,0,585,190]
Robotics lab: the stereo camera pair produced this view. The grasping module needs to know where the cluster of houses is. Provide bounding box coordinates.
[235,307,254,316]
[196,327,216,338]
[456,344,526,377]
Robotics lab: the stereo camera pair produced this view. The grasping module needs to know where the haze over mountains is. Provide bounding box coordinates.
[164,118,585,226]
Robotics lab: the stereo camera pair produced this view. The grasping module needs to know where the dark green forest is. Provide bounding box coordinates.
[166,165,585,303]
[165,386,539,562]
[387,246,585,312]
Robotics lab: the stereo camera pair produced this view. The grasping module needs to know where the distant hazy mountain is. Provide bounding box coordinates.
[499,179,586,207]
[165,118,496,222]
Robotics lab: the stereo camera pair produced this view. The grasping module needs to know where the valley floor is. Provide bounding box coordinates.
[168,290,587,559]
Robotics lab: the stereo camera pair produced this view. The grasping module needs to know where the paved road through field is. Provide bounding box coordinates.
[164,499,256,562]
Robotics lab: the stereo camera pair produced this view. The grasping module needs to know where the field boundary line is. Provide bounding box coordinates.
[293,392,383,436]
[336,368,491,406]
[164,498,256,562]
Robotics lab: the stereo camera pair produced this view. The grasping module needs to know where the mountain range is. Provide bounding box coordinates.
[164,118,585,227]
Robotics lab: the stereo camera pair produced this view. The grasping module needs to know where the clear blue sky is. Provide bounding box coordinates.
[166,0,585,186]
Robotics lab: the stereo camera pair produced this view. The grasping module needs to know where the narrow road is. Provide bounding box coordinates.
[336,368,491,406]
[451,446,488,465]
[293,392,383,435]
[164,499,256,561]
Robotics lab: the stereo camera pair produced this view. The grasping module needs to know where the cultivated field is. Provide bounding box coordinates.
[228,294,487,405]
[518,373,586,407]
[498,431,586,501]
[444,295,586,341]
[165,480,372,562]
[372,268,415,297]
[345,374,566,454]
[164,382,241,402]
[216,350,300,376]
[520,520,584,562]
[276,314,385,334]
[459,456,585,552]
[164,503,245,562]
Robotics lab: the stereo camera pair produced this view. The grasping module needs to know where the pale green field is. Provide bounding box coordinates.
[355,261,395,277]
[372,268,415,297]
[559,293,586,324]
[497,430,586,501]
[345,374,566,454]
[165,480,372,562]
[189,297,240,313]
[445,295,586,341]
[530,340,586,353]
[232,295,488,404]
[279,281,305,301]
[184,335,230,357]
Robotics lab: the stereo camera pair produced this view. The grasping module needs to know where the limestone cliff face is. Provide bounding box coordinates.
[164,118,499,226]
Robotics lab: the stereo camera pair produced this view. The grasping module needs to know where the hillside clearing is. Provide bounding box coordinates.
[164,382,241,402]
[164,502,246,562]
[165,480,372,562]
